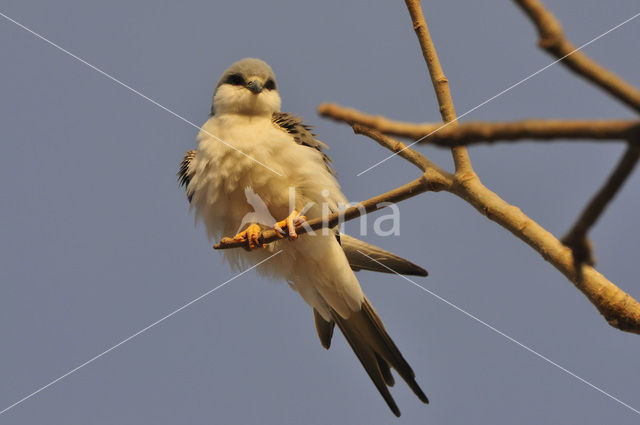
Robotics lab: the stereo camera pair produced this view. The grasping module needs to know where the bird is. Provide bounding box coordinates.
[178,58,429,416]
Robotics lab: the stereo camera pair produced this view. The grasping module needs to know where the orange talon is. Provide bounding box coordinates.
[232,223,263,250]
[274,210,307,240]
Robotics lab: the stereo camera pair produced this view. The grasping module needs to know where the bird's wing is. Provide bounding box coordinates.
[329,297,429,417]
[339,234,428,277]
[271,112,335,175]
[178,150,197,202]
[272,115,427,276]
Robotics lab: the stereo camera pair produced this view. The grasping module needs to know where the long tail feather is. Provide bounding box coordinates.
[327,297,428,416]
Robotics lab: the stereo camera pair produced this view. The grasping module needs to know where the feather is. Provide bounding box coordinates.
[340,234,428,276]
[272,112,335,175]
[330,297,428,417]
[177,150,197,202]
[313,308,335,349]
[183,58,429,416]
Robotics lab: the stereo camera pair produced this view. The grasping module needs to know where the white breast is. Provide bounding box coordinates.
[188,113,363,318]
[190,115,342,240]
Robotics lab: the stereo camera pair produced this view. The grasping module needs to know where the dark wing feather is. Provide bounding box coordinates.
[339,234,428,276]
[178,150,197,202]
[272,112,335,175]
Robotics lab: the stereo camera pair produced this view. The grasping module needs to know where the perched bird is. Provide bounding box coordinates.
[179,58,429,416]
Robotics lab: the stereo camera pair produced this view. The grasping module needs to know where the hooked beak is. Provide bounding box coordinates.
[246,79,263,94]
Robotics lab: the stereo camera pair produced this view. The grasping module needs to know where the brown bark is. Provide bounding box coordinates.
[214,0,640,334]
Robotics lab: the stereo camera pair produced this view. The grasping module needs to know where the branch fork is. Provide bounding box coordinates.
[215,0,640,334]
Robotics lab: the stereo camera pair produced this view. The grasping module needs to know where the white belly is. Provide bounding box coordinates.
[188,115,353,299]
[190,114,345,236]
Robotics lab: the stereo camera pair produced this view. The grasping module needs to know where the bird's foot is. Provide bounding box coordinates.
[274,210,307,240]
[232,223,263,250]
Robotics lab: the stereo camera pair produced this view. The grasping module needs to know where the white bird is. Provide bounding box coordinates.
[179,58,429,416]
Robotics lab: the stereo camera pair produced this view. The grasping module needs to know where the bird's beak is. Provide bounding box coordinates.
[246,79,263,94]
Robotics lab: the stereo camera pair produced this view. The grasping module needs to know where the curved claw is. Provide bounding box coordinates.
[274,210,307,240]
[232,223,263,250]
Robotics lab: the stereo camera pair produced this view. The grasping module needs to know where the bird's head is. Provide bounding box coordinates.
[211,58,281,116]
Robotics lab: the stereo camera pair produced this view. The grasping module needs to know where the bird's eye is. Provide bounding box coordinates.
[225,74,245,86]
[264,79,276,90]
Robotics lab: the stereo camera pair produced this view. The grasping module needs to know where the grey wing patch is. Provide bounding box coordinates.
[272,112,335,175]
[178,150,197,202]
[339,234,428,277]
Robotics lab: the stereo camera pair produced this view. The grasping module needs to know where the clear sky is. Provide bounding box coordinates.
[1,0,639,423]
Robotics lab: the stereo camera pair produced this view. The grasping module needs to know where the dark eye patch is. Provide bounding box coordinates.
[264,79,276,90]
[225,73,245,86]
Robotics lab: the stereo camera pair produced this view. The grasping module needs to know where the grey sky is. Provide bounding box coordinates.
[1,0,639,423]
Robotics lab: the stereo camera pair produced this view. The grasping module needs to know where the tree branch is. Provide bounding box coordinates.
[513,0,640,114]
[404,0,472,173]
[213,0,640,334]
[358,128,640,335]
[214,123,640,333]
[403,0,640,333]
[513,0,640,268]
[352,124,453,180]
[562,142,640,266]
[318,103,640,145]
[214,175,441,250]
[356,126,640,334]
[448,169,640,334]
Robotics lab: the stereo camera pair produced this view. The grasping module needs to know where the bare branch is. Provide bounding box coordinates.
[449,173,640,334]
[213,0,640,334]
[513,0,640,114]
[355,125,640,334]
[562,143,640,266]
[404,0,472,173]
[319,103,640,145]
[405,0,640,333]
[213,123,640,333]
[214,176,434,250]
[352,124,453,180]
[512,0,640,283]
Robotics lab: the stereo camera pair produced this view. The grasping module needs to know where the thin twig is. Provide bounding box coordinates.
[215,126,452,250]
[214,177,432,250]
[404,0,472,173]
[319,103,640,145]
[352,124,453,180]
[513,0,640,114]
[562,143,640,266]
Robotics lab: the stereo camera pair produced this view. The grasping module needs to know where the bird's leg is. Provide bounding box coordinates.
[232,223,263,250]
[274,210,307,240]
